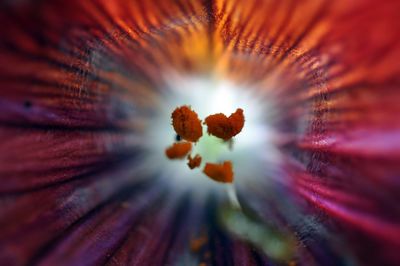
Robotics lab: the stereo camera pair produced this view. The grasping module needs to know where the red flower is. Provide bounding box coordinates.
[0,0,399,265]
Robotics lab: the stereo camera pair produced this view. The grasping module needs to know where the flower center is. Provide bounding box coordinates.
[143,74,279,200]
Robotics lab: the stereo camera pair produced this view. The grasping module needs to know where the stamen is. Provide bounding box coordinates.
[171,106,203,142]
[166,104,247,211]
[228,108,245,136]
[187,154,202,169]
[165,142,192,159]
[203,161,234,183]
[204,108,245,140]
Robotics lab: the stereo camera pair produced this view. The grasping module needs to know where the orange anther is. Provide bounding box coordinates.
[229,108,245,136]
[203,161,234,183]
[172,106,203,142]
[204,113,231,140]
[165,142,192,159]
[204,108,244,140]
[187,154,202,169]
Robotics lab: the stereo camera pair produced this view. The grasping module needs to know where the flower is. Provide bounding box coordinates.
[0,0,399,265]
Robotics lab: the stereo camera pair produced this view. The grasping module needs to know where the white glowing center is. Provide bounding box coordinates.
[143,74,277,197]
